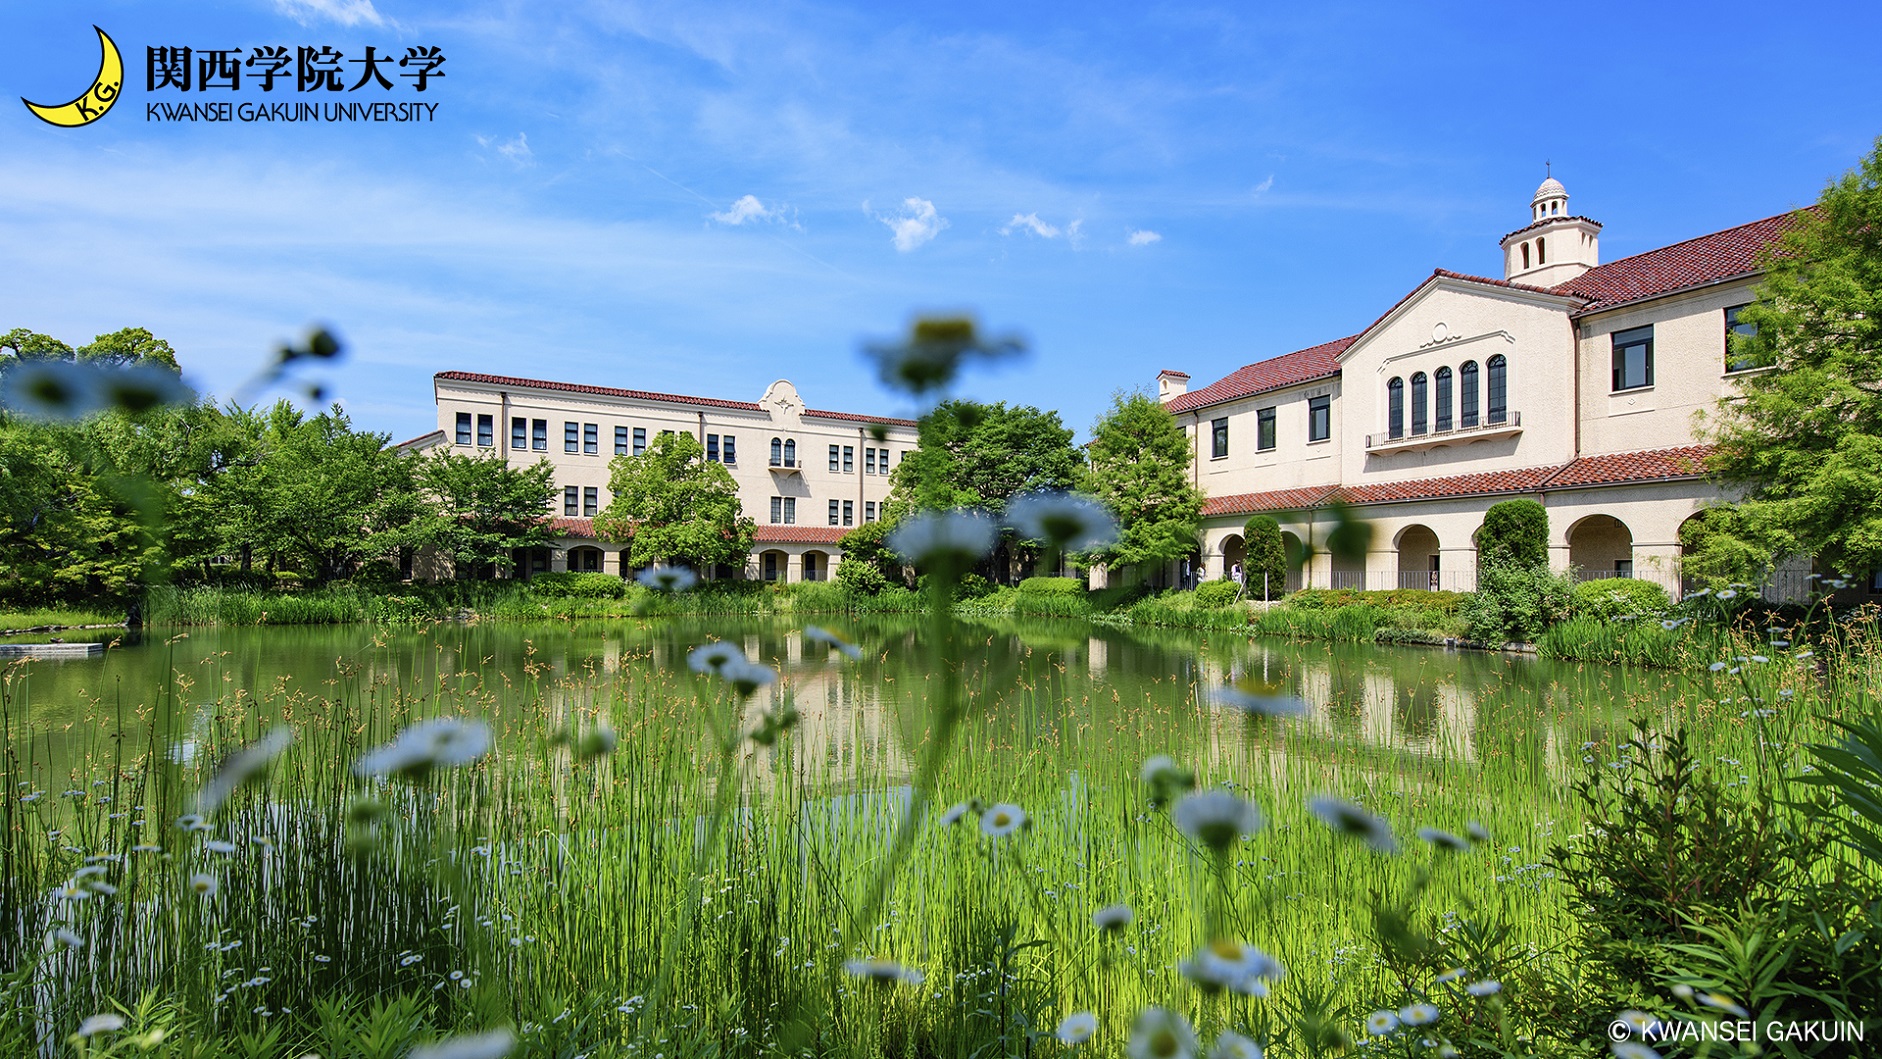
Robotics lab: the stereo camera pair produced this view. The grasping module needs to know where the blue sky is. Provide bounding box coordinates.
[5,0,1880,442]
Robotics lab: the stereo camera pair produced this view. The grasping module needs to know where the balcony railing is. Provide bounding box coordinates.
[1366,410,1521,452]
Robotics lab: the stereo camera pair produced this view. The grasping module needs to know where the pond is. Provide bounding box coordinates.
[2,616,1781,1056]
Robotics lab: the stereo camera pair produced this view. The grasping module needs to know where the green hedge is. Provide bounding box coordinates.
[1569,578,1672,621]
[1282,588,1466,614]
[528,572,630,599]
[1018,576,1086,597]
[1193,580,1241,607]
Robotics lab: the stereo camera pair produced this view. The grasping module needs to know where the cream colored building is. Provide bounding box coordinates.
[1159,177,1805,595]
[409,372,918,581]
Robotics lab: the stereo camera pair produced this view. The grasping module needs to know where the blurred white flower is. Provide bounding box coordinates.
[981,803,1026,838]
[1466,980,1501,997]
[939,802,971,827]
[1057,1012,1098,1046]
[1127,1008,1198,1059]
[888,510,998,567]
[409,1028,517,1059]
[1365,1011,1400,1036]
[636,566,698,592]
[1398,1003,1439,1026]
[843,958,924,986]
[1210,686,1307,719]
[72,1014,124,1039]
[196,726,293,814]
[189,873,218,897]
[804,626,863,660]
[1092,903,1134,932]
[1173,790,1262,853]
[688,641,745,675]
[1209,1031,1262,1059]
[355,718,492,778]
[1309,795,1398,854]
[1004,492,1118,552]
[1180,939,1285,996]
[1416,827,1470,852]
[862,317,1024,396]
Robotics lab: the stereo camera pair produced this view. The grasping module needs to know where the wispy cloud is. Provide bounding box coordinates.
[475,132,534,167]
[708,194,800,230]
[1001,212,1060,238]
[1251,174,1275,196]
[874,197,947,252]
[1127,229,1162,246]
[274,0,387,27]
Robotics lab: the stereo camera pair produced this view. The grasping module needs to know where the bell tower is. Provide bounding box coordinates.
[1500,171,1601,286]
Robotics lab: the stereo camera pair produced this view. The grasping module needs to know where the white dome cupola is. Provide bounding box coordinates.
[1501,169,1601,286]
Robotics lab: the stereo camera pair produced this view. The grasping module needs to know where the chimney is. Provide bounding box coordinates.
[1157,369,1190,402]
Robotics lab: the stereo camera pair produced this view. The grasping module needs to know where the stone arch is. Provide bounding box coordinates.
[1221,534,1247,582]
[802,550,828,582]
[1280,531,1305,592]
[1395,524,1441,590]
[759,549,787,582]
[567,545,605,573]
[1568,514,1634,581]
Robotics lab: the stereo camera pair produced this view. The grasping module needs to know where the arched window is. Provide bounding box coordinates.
[1459,361,1479,428]
[770,437,783,466]
[1387,377,1404,440]
[1487,355,1508,424]
[783,439,797,466]
[1521,243,1530,269]
[1410,372,1428,435]
[1434,366,1453,432]
[1537,237,1546,264]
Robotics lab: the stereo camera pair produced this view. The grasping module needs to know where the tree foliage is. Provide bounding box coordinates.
[835,520,901,595]
[415,450,557,579]
[1080,391,1202,572]
[1701,138,1882,574]
[889,399,1082,517]
[1,327,182,372]
[1242,515,1287,600]
[1476,499,1549,572]
[594,431,754,572]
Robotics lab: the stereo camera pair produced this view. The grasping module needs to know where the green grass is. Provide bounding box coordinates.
[0,606,123,633]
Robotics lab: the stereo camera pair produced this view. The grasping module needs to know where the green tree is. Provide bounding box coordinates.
[0,421,162,604]
[594,431,754,572]
[1476,498,1549,573]
[1080,391,1202,574]
[415,450,557,579]
[1701,139,1882,575]
[835,520,902,594]
[1242,515,1287,600]
[1,327,182,372]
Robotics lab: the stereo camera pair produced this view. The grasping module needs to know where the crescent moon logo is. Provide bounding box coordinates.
[22,26,124,128]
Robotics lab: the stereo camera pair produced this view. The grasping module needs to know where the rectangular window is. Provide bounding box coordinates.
[1308,396,1331,442]
[512,417,527,450]
[722,435,736,464]
[615,426,629,455]
[843,446,854,473]
[1211,417,1229,459]
[783,497,796,525]
[583,423,598,455]
[1725,305,1757,372]
[1460,366,1479,429]
[865,447,877,475]
[476,414,493,447]
[829,499,840,525]
[563,486,579,516]
[455,412,472,445]
[532,419,548,451]
[1257,408,1276,451]
[865,501,877,522]
[769,497,781,524]
[843,500,854,527]
[1612,325,1654,391]
[582,487,598,518]
[706,433,720,462]
[633,428,646,456]
[829,444,841,472]
[564,421,579,453]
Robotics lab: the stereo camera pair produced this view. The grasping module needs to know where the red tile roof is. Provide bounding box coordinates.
[1200,445,1715,518]
[435,371,918,427]
[754,526,848,544]
[1164,336,1356,414]
[1551,210,1805,311]
[393,429,445,452]
[1501,215,1603,241]
[1544,444,1713,489]
[548,517,598,539]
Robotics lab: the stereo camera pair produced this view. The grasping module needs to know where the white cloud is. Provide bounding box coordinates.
[876,197,947,252]
[709,194,805,230]
[1251,174,1275,197]
[1001,212,1060,239]
[1127,229,1162,246]
[274,0,387,27]
[475,132,534,167]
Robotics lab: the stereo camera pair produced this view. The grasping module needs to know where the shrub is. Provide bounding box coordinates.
[956,572,997,600]
[1283,588,1466,614]
[1017,576,1085,597]
[1459,562,1571,644]
[836,522,903,596]
[1241,516,1287,601]
[1476,499,1549,572]
[1193,579,1241,607]
[1569,577,1672,621]
[528,572,629,599]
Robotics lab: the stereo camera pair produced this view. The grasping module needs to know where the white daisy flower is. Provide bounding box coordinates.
[939,802,971,827]
[1466,980,1501,997]
[408,1028,517,1059]
[1615,1010,1662,1035]
[842,959,924,986]
[1092,903,1134,932]
[981,803,1026,838]
[354,718,492,778]
[52,928,84,948]
[1365,1011,1400,1036]
[1434,967,1467,985]
[1004,492,1119,552]
[1057,1012,1099,1046]
[636,566,698,592]
[204,840,238,854]
[1127,1008,1198,1059]
[72,1014,124,1039]
[720,658,779,699]
[1308,795,1399,853]
[887,509,999,566]
[687,641,745,675]
[196,727,294,814]
[1173,790,1262,853]
[1180,940,1285,996]
[1209,1031,1262,1059]
[1416,827,1470,851]
[1465,821,1491,844]
[1398,1003,1439,1026]
[803,626,863,660]
[190,873,218,897]
[1696,992,1748,1018]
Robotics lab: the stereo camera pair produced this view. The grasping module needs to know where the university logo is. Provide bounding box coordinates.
[21,26,124,128]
